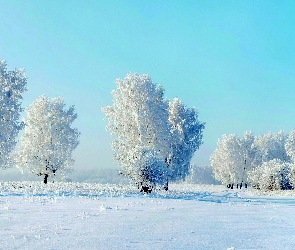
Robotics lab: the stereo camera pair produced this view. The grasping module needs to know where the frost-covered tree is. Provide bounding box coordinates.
[247,131,295,190]
[210,134,241,186]
[288,164,295,188]
[248,159,293,191]
[167,98,204,182]
[247,130,295,190]
[253,131,290,167]
[16,95,80,183]
[0,60,27,168]
[210,132,255,187]
[103,73,204,191]
[212,130,294,190]
[241,131,256,173]
[285,130,295,162]
[102,73,171,190]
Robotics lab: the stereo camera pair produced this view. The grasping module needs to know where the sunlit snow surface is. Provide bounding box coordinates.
[0,182,295,250]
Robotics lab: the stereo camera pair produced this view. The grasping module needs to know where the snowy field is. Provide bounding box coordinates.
[0,182,295,250]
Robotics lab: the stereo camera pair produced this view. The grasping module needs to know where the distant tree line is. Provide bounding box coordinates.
[185,165,221,185]
[210,131,295,190]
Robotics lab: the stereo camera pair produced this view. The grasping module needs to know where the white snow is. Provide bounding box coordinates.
[0,182,295,249]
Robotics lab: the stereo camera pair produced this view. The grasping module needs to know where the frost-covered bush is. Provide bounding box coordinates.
[248,159,293,191]
[130,150,168,191]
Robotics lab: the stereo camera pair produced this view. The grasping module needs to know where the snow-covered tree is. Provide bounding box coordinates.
[102,73,171,189]
[167,98,204,182]
[253,131,290,167]
[0,60,27,168]
[212,130,295,190]
[288,164,295,189]
[285,131,295,187]
[240,131,256,182]
[16,95,80,183]
[210,134,241,186]
[285,130,295,162]
[248,159,292,191]
[103,73,204,191]
[210,132,255,187]
[246,131,295,190]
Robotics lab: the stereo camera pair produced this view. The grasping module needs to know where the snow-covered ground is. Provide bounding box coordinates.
[0,182,295,250]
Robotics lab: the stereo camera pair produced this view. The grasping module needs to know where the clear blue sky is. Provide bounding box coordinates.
[1,0,295,173]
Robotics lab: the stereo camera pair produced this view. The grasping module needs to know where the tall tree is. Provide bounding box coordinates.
[103,73,204,191]
[103,73,171,190]
[16,95,80,183]
[0,60,27,168]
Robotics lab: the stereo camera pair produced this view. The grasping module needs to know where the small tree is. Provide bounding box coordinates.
[0,60,27,168]
[16,95,80,183]
[103,73,204,191]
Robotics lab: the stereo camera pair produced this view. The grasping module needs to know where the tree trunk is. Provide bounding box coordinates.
[140,185,152,193]
[44,174,49,184]
[164,181,168,191]
[53,170,56,183]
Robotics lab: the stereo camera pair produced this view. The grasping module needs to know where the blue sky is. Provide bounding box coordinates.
[1,1,295,174]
